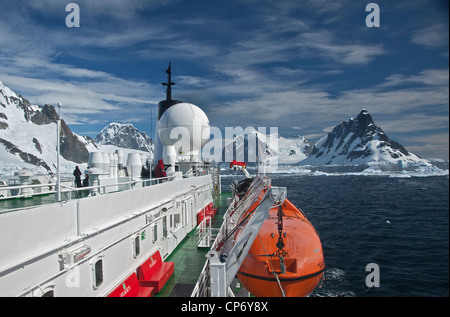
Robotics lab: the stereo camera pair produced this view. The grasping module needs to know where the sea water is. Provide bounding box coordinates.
[221,167,449,297]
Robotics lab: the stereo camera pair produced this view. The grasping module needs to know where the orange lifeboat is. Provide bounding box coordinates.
[236,194,325,297]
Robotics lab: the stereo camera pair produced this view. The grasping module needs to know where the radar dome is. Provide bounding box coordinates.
[158,103,210,160]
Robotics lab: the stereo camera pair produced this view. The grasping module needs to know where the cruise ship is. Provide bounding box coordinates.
[0,65,324,297]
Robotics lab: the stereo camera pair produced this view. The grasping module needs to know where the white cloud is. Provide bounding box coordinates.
[381,69,449,87]
[0,0,448,159]
[297,30,386,64]
[411,23,449,48]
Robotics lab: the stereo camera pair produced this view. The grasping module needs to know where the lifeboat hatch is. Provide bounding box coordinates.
[267,258,297,274]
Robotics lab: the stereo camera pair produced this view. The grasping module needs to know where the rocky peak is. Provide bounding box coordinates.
[306,109,421,165]
[95,123,153,152]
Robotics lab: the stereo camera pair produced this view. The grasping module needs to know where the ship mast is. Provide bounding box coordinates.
[55,103,61,203]
[161,62,175,101]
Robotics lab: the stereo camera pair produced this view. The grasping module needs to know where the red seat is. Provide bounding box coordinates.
[206,202,217,219]
[197,208,206,225]
[197,203,217,225]
[107,273,155,297]
[137,250,174,294]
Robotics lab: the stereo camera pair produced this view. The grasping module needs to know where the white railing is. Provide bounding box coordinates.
[191,260,211,297]
[196,216,220,248]
[0,163,217,212]
[0,175,175,213]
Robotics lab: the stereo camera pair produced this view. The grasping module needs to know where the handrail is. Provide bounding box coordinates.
[0,169,210,212]
[197,216,219,248]
[0,164,216,211]
[0,176,174,203]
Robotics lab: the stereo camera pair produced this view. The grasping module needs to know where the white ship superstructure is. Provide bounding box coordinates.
[0,64,219,297]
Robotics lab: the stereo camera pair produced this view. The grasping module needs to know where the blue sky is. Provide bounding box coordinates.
[0,0,448,159]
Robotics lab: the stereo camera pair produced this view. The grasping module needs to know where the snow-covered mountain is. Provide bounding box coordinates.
[221,128,313,165]
[0,81,99,175]
[95,123,153,153]
[0,81,151,176]
[277,135,314,164]
[1,80,435,175]
[302,109,429,166]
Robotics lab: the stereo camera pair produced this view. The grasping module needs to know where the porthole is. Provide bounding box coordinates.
[152,224,158,243]
[91,257,104,289]
[133,234,140,258]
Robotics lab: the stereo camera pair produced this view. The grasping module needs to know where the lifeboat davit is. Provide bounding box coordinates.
[236,193,325,297]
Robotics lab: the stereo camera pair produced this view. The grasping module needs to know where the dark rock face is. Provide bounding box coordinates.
[33,138,42,154]
[0,137,52,173]
[308,109,412,165]
[59,119,89,163]
[30,104,59,125]
[1,84,91,167]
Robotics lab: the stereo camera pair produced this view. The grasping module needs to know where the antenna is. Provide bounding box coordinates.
[161,62,175,101]
[55,103,62,202]
[150,108,153,141]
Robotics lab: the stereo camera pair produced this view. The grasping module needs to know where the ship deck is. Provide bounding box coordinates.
[157,191,231,297]
[0,193,55,212]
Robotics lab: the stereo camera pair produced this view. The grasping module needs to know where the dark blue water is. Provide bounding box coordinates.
[222,174,449,297]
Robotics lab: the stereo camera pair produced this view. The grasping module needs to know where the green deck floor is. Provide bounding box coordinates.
[157,191,231,297]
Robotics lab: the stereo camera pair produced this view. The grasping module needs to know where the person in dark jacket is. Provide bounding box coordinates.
[73,166,82,188]
[155,159,167,179]
[82,174,89,187]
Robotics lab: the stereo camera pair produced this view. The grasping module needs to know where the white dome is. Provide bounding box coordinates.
[158,103,210,155]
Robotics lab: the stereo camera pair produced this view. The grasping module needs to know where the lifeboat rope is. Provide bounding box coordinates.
[257,234,286,297]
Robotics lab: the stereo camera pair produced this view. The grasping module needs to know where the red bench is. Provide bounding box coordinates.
[206,202,217,219]
[137,250,174,294]
[197,203,218,225]
[107,272,155,297]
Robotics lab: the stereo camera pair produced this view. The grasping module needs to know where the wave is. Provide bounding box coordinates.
[309,267,356,297]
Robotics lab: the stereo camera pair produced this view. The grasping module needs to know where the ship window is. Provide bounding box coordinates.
[133,234,140,258]
[153,224,158,242]
[182,203,186,226]
[174,213,181,227]
[93,259,103,289]
[163,216,167,239]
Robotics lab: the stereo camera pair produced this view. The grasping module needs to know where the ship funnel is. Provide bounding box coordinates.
[88,152,104,172]
[116,150,124,170]
[126,153,142,179]
[102,152,110,175]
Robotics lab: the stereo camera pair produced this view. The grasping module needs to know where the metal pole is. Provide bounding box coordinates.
[55,103,61,202]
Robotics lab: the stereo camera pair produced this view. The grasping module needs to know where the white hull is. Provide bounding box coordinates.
[0,174,214,297]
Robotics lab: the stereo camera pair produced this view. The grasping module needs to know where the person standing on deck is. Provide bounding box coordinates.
[155,159,167,180]
[73,166,82,188]
[82,174,89,187]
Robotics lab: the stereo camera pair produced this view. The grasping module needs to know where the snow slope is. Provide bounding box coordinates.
[0,81,150,176]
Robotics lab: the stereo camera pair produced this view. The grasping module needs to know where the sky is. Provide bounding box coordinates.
[0,0,448,160]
